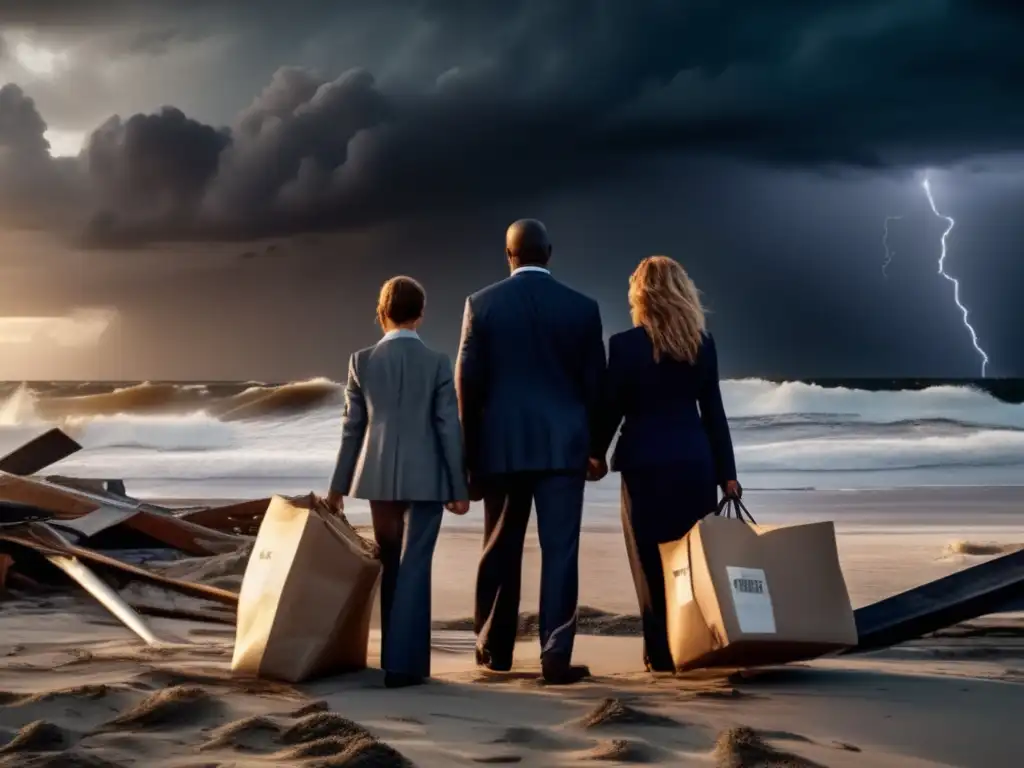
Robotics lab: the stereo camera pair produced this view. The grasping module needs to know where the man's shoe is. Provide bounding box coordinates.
[475,647,512,672]
[541,654,590,685]
[384,672,425,689]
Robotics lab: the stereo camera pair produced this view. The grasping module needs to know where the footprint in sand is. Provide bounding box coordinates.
[490,726,575,750]
[463,724,592,765]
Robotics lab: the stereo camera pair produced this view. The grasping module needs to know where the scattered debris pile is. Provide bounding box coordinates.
[0,428,275,644]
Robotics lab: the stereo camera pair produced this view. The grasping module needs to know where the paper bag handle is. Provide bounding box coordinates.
[716,496,756,524]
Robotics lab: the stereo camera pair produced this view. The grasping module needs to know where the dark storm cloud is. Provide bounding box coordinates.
[0,84,83,227]
[83,108,231,244]
[2,0,1024,244]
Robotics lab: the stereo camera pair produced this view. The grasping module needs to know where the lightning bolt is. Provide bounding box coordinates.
[881,215,902,278]
[921,174,990,378]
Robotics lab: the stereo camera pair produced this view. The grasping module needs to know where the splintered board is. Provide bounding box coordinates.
[847,547,1024,653]
[0,428,81,476]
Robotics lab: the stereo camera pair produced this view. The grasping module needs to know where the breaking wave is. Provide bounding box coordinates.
[207,378,342,421]
[6,377,1022,429]
[8,378,342,423]
[66,413,238,452]
[0,378,1022,489]
[722,379,1024,430]
[737,430,1024,472]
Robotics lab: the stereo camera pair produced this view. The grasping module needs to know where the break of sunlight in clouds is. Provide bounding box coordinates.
[7,34,71,78]
[0,308,117,347]
[43,128,85,157]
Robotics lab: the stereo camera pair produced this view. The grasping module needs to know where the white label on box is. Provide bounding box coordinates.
[672,564,693,606]
[726,566,776,634]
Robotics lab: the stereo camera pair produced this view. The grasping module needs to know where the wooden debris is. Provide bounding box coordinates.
[178,498,272,535]
[0,524,239,606]
[0,428,82,476]
[0,474,97,518]
[123,511,245,556]
[42,549,171,646]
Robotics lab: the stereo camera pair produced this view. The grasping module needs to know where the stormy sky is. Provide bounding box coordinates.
[1,0,1023,380]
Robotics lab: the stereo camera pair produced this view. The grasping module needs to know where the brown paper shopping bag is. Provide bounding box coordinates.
[659,498,857,671]
[231,494,381,683]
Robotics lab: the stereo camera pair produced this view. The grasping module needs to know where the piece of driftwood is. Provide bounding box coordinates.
[0,428,82,476]
[848,547,1024,653]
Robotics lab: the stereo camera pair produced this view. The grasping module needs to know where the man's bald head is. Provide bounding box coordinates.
[505,218,552,269]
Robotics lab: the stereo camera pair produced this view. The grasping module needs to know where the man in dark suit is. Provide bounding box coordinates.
[455,218,606,685]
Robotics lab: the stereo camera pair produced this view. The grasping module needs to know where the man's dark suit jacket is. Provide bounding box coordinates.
[455,268,606,478]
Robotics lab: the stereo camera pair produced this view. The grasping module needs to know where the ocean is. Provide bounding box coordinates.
[1,378,1023,522]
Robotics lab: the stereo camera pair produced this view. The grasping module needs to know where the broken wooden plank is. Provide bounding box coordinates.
[0,524,239,607]
[0,473,97,518]
[178,498,271,535]
[45,476,130,500]
[3,473,175,517]
[0,474,245,556]
[48,505,141,538]
[44,550,166,646]
[847,547,1024,653]
[0,428,81,476]
[123,511,248,556]
[20,477,243,555]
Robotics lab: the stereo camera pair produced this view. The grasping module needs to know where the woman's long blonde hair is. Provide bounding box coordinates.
[628,256,706,363]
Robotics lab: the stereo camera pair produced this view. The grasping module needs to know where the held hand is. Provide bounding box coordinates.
[446,500,470,515]
[586,457,608,482]
[325,490,345,513]
[722,480,742,499]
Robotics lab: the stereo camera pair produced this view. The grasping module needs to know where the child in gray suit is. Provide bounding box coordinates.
[327,276,469,688]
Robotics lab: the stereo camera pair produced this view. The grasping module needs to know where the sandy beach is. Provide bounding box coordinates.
[0,488,1021,767]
